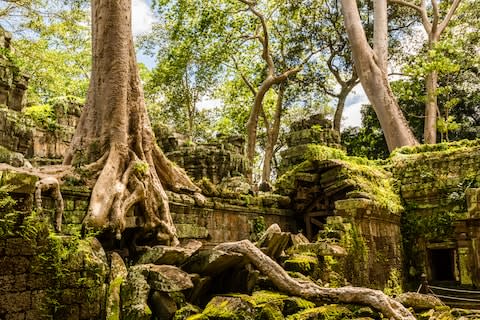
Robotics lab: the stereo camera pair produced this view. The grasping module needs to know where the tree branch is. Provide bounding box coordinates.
[389,0,431,33]
[438,0,461,34]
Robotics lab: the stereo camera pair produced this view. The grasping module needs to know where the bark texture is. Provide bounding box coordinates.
[64,0,199,244]
[215,240,415,320]
[341,0,419,151]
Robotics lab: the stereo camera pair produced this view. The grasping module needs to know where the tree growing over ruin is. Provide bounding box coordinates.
[341,0,419,151]
[63,0,201,244]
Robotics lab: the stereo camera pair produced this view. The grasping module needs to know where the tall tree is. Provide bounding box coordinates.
[64,0,200,244]
[389,0,462,143]
[238,0,320,182]
[341,0,419,151]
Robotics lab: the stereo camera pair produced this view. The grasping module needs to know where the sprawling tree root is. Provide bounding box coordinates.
[215,240,415,320]
[62,0,201,245]
[35,177,64,232]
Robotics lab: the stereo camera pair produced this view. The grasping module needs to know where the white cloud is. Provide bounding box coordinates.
[342,84,369,130]
[132,0,156,37]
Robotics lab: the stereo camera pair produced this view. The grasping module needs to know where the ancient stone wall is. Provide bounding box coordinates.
[0,27,29,112]
[333,199,402,289]
[0,100,79,163]
[154,124,249,184]
[0,209,108,320]
[391,141,480,287]
[279,114,342,175]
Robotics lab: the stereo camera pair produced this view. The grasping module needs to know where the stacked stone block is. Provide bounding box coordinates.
[279,114,342,175]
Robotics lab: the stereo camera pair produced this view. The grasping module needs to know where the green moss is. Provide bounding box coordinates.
[284,254,319,275]
[276,145,402,214]
[196,177,220,197]
[282,296,316,316]
[391,139,480,157]
[286,305,352,320]
[107,277,124,320]
[186,314,208,320]
[174,304,202,320]
[383,268,403,297]
[257,302,285,319]
[203,299,242,319]
[340,224,369,286]
[251,290,288,305]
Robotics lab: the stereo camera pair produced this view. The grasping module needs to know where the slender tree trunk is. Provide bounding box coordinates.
[424,34,440,144]
[64,0,199,244]
[389,0,461,144]
[246,78,274,182]
[333,83,356,132]
[341,0,418,151]
[261,84,285,184]
[424,69,438,143]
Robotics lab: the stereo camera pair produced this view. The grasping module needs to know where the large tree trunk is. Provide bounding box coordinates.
[64,0,199,244]
[373,0,388,73]
[341,0,418,151]
[215,240,415,320]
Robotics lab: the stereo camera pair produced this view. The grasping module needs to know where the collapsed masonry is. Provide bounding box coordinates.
[1,25,480,319]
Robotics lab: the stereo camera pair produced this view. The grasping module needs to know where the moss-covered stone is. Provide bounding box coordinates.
[174,304,202,320]
[202,295,256,320]
[0,169,38,193]
[286,305,352,320]
[284,254,319,276]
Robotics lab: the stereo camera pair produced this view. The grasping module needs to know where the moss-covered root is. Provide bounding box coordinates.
[35,176,64,232]
[214,239,415,320]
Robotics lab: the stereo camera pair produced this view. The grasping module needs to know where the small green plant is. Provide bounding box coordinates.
[133,161,149,175]
[251,216,266,241]
[384,269,403,297]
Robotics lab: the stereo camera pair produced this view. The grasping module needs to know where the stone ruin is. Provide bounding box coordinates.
[278,114,342,174]
[0,28,29,112]
[1,27,480,320]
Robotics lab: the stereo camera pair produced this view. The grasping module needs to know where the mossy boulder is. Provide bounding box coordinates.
[0,146,30,167]
[395,292,443,311]
[202,295,256,320]
[0,169,38,193]
[282,296,316,316]
[174,304,202,320]
[286,305,352,320]
[120,266,152,320]
[284,254,319,276]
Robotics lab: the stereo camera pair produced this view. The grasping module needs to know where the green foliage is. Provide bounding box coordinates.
[23,104,58,130]
[341,105,389,160]
[4,1,91,104]
[286,305,352,320]
[0,186,18,238]
[251,216,266,241]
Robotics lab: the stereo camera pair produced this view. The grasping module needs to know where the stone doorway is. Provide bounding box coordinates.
[428,248,457,282]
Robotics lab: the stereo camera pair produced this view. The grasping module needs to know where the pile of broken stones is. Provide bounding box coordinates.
[109,225,480,320]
